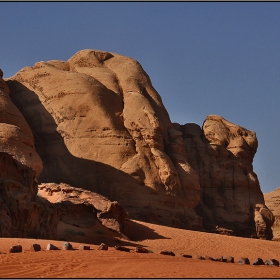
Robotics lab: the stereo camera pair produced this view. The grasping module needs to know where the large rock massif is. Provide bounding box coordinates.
[2,49,274,239]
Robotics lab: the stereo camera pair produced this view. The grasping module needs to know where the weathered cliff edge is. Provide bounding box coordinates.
[173,116,274,239]
[264,188,280,240]
[4,49,274,239]
[0,69,127,240]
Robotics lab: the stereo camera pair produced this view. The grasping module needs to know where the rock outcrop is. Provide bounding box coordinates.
[0,68,42,176]
[264,188,280,240]
[0,70,57,238]
[38,183,127,234]
[6,50,202,230]
[3,49,274,239]
[173,115,274,239]
[0,69,128,240]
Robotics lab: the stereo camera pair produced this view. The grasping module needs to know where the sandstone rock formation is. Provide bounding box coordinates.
[38,183,127,235]
[3,49,274,239]
[0,69,127,240]
[0,70,57,238]
[173,115,274,239]
[0,151,59,238]
[6,50,202,230]
[264,188,280,239]
[0,69,42,176]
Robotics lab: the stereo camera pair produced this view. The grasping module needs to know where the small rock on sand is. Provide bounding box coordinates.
[9,245,22,253]
[30,244,41,252]
[98,243,108,250]
[238,257,250,265]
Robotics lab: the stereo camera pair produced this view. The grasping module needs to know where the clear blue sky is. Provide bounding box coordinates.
[1,2,280,193]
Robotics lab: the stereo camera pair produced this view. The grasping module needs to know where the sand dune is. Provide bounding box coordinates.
[0,219,280,278]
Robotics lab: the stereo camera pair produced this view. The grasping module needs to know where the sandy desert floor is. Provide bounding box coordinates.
[1,219,280,278]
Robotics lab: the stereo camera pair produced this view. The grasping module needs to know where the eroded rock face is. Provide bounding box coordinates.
[0,71,56,238]
[6,50,202,230]
[38,183,127,234]
[264,188,280,240]
[3,50,273,238]
[0,151,59,238]
[174,115,274,239]
[0,69,42,176]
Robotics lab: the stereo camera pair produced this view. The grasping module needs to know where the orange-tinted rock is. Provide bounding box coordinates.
[175,115,274,239]
[0,72,56,238]
[264,188,280,240]
[6,50,202,230]
[4,50,273,239]
[38,182,127,234]
[0,69,42,176]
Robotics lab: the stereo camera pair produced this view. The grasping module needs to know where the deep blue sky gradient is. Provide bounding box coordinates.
[1,2,280,193]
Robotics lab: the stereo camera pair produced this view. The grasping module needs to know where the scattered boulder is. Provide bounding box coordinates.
[212,256,223,262]
[98,243,108,250]
[9,245,22,253]
[30,244,41,252]
[160,250,175,256]
[38,183,127,235]
[264,259,279,267]
[135,247,149,253]
[115,245,130,252]
[222,256,234,263]
[204,255,214,261]
[62,242,73,250]
[79,245,90,250]
[181,254,192,258]
[196,255,206,260]
[46,243,59,250]
[252,258,265,265]
[238,257,250,265]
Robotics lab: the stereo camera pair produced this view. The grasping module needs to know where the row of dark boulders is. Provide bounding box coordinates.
[9,242,90,253]
[8,243,149,254]
[194,255,279,267]
[161,251,279,268]
[8,243,280,268]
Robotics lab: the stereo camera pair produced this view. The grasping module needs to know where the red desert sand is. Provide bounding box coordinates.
[0,219,280,278]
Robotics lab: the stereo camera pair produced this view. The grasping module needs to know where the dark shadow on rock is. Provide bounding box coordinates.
[7,81,160,197]
[7,80,186,233]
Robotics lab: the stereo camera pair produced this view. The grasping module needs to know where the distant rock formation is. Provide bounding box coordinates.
[3,49,274,239]
[264,188,280,239]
